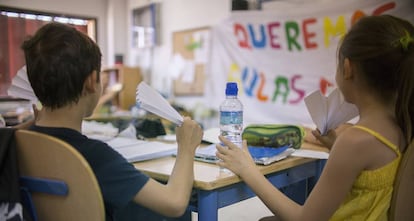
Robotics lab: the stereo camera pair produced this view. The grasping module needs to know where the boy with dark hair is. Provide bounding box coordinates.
[22,22,203,221]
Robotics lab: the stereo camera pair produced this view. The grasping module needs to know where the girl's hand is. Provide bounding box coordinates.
[311,123,353,150]
[216,136,256,176]
[312,129,337,150]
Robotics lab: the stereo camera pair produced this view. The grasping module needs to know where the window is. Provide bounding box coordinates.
[0,6,97,95]
[131,3,159,49]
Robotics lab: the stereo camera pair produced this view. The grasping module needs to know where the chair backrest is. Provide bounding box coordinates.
[15,130,105,221]
[390,141,414,221]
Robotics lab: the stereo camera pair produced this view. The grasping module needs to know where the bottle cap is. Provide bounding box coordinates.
[225,82,238,96]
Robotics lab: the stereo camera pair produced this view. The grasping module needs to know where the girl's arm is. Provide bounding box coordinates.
[216,128,368,221]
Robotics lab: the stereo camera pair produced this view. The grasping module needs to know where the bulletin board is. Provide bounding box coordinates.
[172,26,210,96]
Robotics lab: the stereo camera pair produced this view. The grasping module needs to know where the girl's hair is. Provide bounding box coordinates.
[339,15,414,144]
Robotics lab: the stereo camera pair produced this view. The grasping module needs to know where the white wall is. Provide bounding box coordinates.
[1,0,233,112]
[127,0,232,111]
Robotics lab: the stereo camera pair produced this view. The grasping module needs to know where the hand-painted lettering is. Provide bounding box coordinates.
[248,24,267,48]
[234,23,251,49]
[302,18,318,49]
[289,75,305,104]
[272,76,290,103]
[285,21,302,51]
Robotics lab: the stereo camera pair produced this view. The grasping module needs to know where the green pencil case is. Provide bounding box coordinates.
[242,124,305,149]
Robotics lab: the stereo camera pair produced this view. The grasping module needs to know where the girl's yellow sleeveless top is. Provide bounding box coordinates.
[329,126,401,221]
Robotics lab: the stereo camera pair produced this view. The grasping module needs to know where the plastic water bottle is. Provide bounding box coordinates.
[220,82,243,148]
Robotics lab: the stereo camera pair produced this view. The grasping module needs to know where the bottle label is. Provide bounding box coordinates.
[220,111,243,125]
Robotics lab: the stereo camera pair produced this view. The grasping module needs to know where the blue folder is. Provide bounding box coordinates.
[194,144,295,165]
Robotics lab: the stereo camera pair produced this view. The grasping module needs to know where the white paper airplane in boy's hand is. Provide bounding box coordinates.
[304,88,359,135]
[136,82,183,126]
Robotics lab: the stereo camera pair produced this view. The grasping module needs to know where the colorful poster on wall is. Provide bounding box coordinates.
[205,0,414,127]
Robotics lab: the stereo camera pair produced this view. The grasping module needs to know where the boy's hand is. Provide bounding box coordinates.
[175,117,203,153]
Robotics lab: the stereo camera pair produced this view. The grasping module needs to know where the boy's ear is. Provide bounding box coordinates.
[343,58,354,80]
[84,71,98,93]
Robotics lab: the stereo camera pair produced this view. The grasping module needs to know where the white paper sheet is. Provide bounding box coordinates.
[193,30,210,64]
[291,149,329,159]
[105,137,177,162]
[169,53,186,79]
[181,61,195,83]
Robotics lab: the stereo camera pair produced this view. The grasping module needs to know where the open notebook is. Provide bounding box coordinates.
[194,144,295,166]
[104,137,177,163]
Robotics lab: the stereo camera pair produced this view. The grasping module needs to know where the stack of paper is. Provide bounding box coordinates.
[82,120,119,141]
[0,97,32,116]
[105,137,177,162]
[7,66,38,104]
[136,82,183,126]
[304,88,358,135]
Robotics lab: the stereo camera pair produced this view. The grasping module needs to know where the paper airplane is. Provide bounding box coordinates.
[304,88,358,135]
[136,82,183,126]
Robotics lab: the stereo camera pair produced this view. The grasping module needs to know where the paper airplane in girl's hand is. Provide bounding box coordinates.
[304,88,358,135]
[136,82,183,126]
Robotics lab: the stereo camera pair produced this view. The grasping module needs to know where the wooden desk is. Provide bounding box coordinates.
[133,142,327,221]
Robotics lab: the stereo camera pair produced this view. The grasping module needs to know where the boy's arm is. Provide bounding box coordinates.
[132,117,203,217]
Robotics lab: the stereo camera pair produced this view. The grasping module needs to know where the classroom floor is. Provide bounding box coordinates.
[191,196,273,221]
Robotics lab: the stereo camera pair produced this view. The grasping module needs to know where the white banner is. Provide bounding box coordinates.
[205,0,414,127]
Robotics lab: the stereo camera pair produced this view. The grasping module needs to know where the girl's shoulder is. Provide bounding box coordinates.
[333,125,401,170]
[334,126,370,148]
[333,127,371,155]
[336,124,400,147]
[325,127,374,180]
